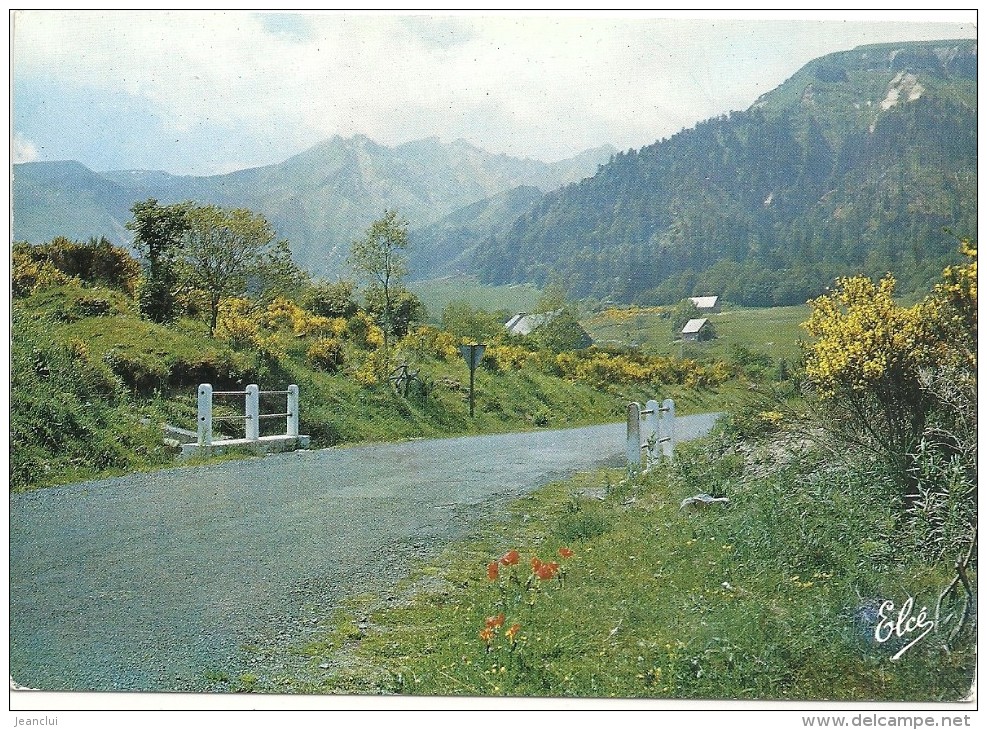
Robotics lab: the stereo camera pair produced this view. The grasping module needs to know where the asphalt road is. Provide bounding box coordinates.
[10,415,719,692]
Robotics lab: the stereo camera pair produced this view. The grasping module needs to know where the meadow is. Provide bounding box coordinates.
[583,303,809,363]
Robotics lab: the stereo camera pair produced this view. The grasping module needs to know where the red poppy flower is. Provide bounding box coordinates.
[487,561,500,581]
[500,549,520,566]
[530,557,543,572]
[486,613,506,629]
[479,628,495,642]
[558,547,574,559]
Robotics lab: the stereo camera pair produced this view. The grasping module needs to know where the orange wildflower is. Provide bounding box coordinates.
[500,549,521,566]
[487,561,500,581]
[506,623,521,641]
[535,563,557,580]
[486,613,506,629]
[479,628,495,642]
[558,547,574,558]
[530,557,543,572]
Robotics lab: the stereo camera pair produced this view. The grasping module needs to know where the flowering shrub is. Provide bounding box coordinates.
[483,344,533,372]
[347,311,386,350]
[802,276,936,398]
[354,349,391,386]
[400,326,459,361]
[215,297,261,348]
[306,338,346,373]
[801,246,977,493]
[536,347,731,391]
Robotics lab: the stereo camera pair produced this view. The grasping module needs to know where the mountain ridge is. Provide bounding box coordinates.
[470,38,977,306]
[13,136,617,275]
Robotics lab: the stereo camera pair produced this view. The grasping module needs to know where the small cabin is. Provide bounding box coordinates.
[681,317,711,342]
[689,295,720,313]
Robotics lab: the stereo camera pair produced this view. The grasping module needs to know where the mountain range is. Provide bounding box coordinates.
[12,136,616,275]
[473,39,977,305]
[12,38,977,307]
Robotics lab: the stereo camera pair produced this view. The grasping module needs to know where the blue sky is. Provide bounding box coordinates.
[11,10,977,176]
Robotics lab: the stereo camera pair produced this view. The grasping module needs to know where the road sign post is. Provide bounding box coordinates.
[459,343,486,417]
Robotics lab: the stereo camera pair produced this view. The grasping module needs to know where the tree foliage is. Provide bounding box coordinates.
[126,199,191,324]
[349,210,411,348]
[180,205,284,335]
[302,279,360,319]
[440,301,505,343]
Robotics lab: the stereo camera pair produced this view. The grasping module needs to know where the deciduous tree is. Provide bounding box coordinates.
[349,210,410,350]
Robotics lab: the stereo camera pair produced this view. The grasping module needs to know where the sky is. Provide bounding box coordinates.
[10,9,978,177]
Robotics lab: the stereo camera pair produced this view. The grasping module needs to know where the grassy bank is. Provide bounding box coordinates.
[10,280,746,491]
[243,413,975,701]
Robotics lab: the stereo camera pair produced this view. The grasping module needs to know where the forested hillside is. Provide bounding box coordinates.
[474,40,976,306]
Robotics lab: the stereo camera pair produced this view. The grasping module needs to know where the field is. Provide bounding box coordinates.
[410,275,542,321]
[583,304,810,362]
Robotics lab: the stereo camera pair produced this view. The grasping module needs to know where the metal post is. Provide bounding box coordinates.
[469,346,477,418]
[287,384,299,438]
[197,383,213,447]
[660,398,675,460]
[459,344,485,418]
[245,384,259,441]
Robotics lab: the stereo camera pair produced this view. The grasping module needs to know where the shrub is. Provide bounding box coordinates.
[484,344,533,373]
[302,280,359,319]
[801,245,977,505]
[400,326,459,361]
[215,297,261,348]
[346,311,385,350]
[307,338,346,373]
[12,237,140,296]
[802,275,941,486]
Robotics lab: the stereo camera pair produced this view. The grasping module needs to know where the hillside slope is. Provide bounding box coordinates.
[473,39,977,305]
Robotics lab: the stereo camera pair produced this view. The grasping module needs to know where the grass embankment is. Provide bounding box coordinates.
[250,414,975,701]
[12,281,752,491]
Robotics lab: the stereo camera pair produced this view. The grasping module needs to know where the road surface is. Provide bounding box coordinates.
[10,415,718,692]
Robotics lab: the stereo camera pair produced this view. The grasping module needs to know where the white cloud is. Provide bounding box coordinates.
[10,10,978,174]
[13,132,39,163]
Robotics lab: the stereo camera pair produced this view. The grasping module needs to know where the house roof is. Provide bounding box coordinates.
[504,311,555,336]
[681,317,709,334]
[690,296,719,309]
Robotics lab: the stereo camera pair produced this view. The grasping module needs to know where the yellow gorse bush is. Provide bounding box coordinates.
[485,344,533,372]
[215,297,261,347]
[399,326,459,361]
[802,275,937,398]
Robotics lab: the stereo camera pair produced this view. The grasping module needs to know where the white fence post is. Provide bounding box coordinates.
[660,398,676,461]
[197,383,213,447]
[643,399,660,465]
[245,384,260,441]
[626,402,642,473]
[287,384,299,438]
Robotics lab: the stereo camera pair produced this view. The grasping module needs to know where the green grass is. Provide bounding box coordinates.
[250,418,975,700]
[410,275,542,321]
[583,304,809,363]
